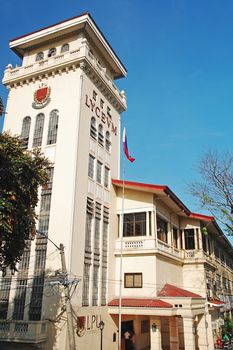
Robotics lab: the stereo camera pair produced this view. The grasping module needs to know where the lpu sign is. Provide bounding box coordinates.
[85,94,117,135]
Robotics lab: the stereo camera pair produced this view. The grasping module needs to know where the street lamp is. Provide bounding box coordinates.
[99,320,105,350]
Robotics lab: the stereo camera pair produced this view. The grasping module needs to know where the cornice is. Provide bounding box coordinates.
[3,46,126,113]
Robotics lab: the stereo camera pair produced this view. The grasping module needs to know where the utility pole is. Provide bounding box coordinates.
[59,243,76,350]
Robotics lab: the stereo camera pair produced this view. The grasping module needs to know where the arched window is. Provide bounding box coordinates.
[47,110,59,145]
[105,131,111,152]
[98,124,104,146]
[36,52,44,62]
[33,113,45,148]
[90,117,97,139]
[48,48,56,58]
[21,116,31,148]
[61,43,69,53]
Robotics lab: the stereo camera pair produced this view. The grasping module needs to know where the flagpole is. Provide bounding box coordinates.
[118,136,125,350]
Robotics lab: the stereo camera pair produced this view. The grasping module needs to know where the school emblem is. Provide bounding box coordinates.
[32,85,51,109]
[76,316,86,337]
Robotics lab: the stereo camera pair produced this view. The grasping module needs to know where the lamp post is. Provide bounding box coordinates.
[99,320,105,350]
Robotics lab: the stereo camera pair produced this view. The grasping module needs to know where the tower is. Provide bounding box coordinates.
[1,13,126,349]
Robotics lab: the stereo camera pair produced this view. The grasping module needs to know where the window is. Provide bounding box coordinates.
[21,116,31,148]
[90,117,97,139]
[93,90,97,101]
[0,271,12,319]
[98,124,104,146]
[85,198,94,250]
[96,161,102,184]
[157,216,168,243]
[47,109,59,145]
[48,48,56,57]
[88,154,95,179]
[173,227,178,248]
[101,206,109,305]
[107,106,111,118]
[184,229,195,250]
[105,131,111,152]
[92,266,99,306]
[123,212,146,237]
[124,273,142,288]
[61,43,69,53]
[33,113,45,148]
[36,52,44,61]
[13,242,31,320]
[82,263,90,306]
[104,166,110,188]
[94,202,101,251]
[100,99,104,109]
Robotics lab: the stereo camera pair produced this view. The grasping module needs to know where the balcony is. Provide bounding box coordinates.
[0,320,48,344]
[115,237,183,260]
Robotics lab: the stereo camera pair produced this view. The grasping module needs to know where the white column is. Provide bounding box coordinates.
[196,314,209,350]
[150,316,162,350]
[194,229,198,251]
[206,313,214,350]
[183,317,196,350]
[198,228,203,250]
[146,211,150,237]
[181,230,185,250]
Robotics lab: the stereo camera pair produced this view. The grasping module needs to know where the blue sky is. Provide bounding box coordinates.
[1,0,233,214]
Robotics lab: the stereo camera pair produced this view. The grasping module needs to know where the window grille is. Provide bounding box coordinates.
[33,113,45,148]
[85,198,94,250]
[29,179,51,320]
[47,110,59,145]
[100,99,104,109]
[98,124,104,146]
[13,242,31,320]
[36,52,44,61]
[96,161,102,184]
[90,117,97,139]
[104,167,110,188]
[88,154,95,179]
[0,271,12,319]
[105,131,111,152]
[101,206,109,305]
[92,266,99,306]
[94,202,101,251]
[21,116,31,149]
[82,263,90,306]
[101,267,107,305]
[61,43,69,53]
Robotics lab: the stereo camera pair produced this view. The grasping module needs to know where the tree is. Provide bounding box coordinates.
[190,151,233,235]
[0,132,50,273]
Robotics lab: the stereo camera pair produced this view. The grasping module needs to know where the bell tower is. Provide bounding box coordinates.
[2,13,127,350]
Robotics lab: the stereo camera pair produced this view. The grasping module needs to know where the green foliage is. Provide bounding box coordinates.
[0,132,50,273]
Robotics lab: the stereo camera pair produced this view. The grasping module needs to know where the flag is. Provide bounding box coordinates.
[122,127,135,163]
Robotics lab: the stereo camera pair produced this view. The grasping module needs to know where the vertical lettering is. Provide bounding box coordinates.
[95,106,101,118]
[112,123,117,136]
[90,99,95,112]
[85,94,90,108]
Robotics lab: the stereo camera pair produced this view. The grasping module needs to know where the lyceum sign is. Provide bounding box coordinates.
[85,94,117,135]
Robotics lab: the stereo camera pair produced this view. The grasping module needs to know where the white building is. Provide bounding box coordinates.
[1,12,233,350]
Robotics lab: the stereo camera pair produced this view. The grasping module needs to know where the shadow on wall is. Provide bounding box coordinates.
[0,268,64,350]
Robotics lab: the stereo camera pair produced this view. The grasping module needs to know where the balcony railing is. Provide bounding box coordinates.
[3,46,126,105]
[0,320,48,343]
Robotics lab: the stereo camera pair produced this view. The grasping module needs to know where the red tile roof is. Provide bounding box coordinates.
[157,284,202,298]
[108,298,173,308]
[208,298,225,306]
